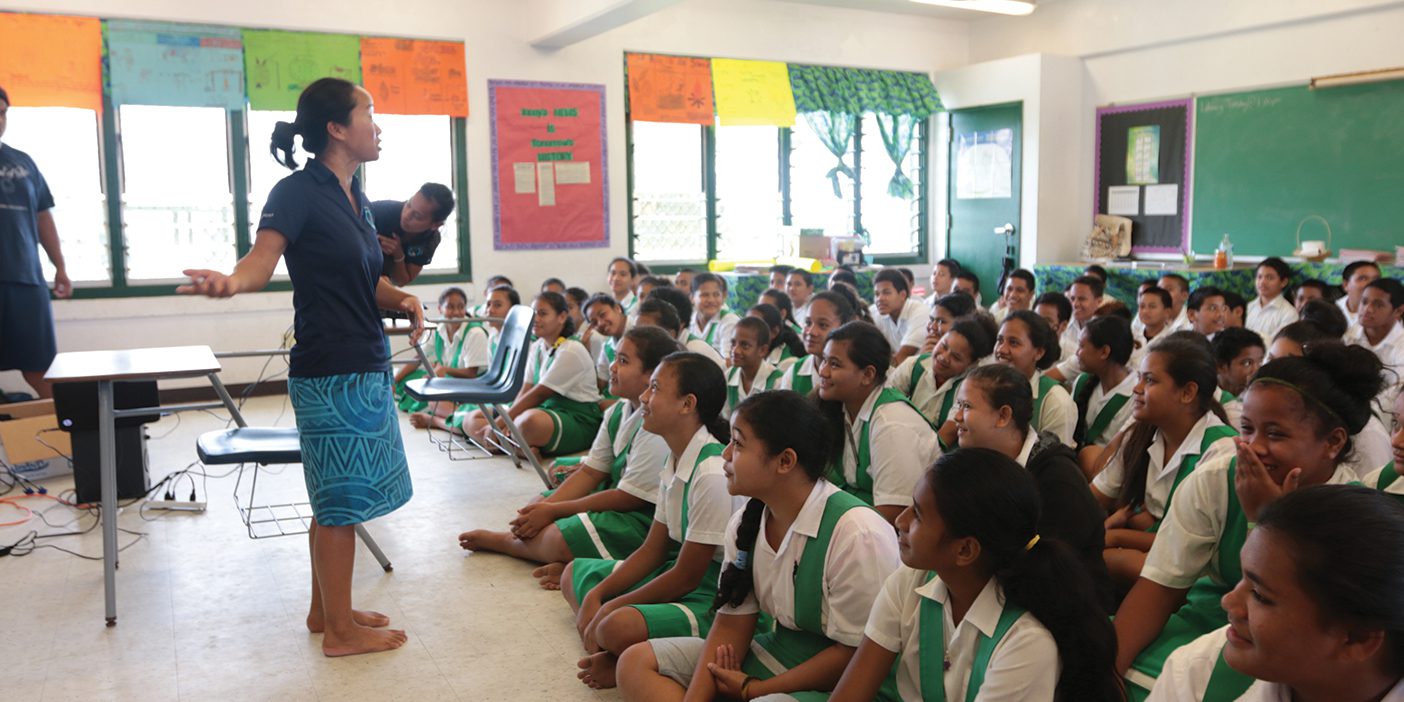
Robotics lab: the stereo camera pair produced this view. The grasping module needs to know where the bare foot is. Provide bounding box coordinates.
[457,529,509,552]
[408,412,433,429]
[577,651,618,689]
[533,562,565,590]
[322,624,408,657]
[307,609,391,633]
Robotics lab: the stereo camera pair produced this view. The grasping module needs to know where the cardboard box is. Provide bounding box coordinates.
[0,400,73,482]
[796,235,833,260]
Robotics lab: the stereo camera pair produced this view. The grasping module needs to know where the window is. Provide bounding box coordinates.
[715,125,782,261]
[790,116,855,239]
[858,113,924,257]
[362,114,456,272]
[6,107,109,283]
[630,122,706,263]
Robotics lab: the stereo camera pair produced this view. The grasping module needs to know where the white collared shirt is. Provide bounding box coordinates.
[778,354,819,392]
[458,324,494,371]
[1365,463,1404,496]
[723,360,779,418]
[1142,457,1357,590]
[1093,412,1235,519]
[1054,317,1090,381]
[720,481,899,648]
[1345,321,1404,407]
[793,299,811,326]
[886,355,961,427]
[1346,415,1395,481]
[870,298,930,352]
[677,330,726,369]
[1081,371,1138,447]
[1150,626,1404,702]
[617,290,639,315]
[1014,428,1038,467]
[595,333,623,383]
[654,426,741,556]
[864,567,1059,702]
[1030,371,1076,446]
[1167,306,1192,333]
[840,386,939,507]
[1337,295,1362,327]
[580,400,669,504]
[526,337,602,404]
[692,310,740,358]
[1245,294,1297,342]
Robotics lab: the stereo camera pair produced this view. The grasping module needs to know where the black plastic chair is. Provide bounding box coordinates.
[404,304,550,486]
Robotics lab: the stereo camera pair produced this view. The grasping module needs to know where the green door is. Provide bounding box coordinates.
[947,103,1022,304]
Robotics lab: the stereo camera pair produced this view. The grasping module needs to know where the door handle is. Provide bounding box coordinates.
[994,223,1015,236]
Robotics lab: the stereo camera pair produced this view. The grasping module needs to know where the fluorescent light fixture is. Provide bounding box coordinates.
[1310,67,1404,90]
[910,0,1036,16]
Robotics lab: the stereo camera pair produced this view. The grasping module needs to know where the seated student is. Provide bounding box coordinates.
[1072,316,1138,469]
[953,270,982,307]
[1049,276,1104,382]
[636,274,672,302]
[1363,389,1404,503]
[1085,263,1119,306]
[767,263,793,292]
[565,286,605,364]
[1114,343,1385,698]
[1035,291,1076,369]
[410,284,517,431]
[584,293,630,393]
[456,327,679,588]
[393,286,491,412]
[747,303,804,372]
[989,268,1036,324]
[1293,277,1329,312]
[636,294,725,369]
[888,319,996,447]
[778,291,858,395]
[1134,286,1175,366]
[1212,327,1264,401]
[1297,298,1348,338]
[371,182,454,285]
[829,268,859,292]
[785,268,816,326]
[1186,286,1229,340]
[618,391,900,701]
[995,310,1077,446]
[1221,291,1247,330]
[830,448,1122,702]
[690,272,740,357]
[1244,257,1296,340]
[1092,335,1237,588]
[1149,485,1404,702]
[869,269,929,366]
[722,317,784,418]
[469,274,512,317]
[673,267,697,293]
[566,353,740,690]
[925,257,961,306]
[541,277,567,295]
[459,292,604,456]
[816,322,939,524]
[951,364,1115,610]
[1345,278,1404,406]
[1157,274,1193,334]
[1264,319,1327,362]
[1337,260,1382,327]
[759,287,803,337]
[608,257,641,315]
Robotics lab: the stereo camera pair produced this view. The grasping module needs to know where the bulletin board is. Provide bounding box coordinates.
[489,80,609,250]
[1094,99,1192,254]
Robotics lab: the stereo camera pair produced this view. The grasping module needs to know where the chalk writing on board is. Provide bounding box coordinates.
[1201,94,1285,113]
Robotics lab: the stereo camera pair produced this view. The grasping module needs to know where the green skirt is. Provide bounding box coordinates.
[572,553,722,639]
[1126,577,1231,700]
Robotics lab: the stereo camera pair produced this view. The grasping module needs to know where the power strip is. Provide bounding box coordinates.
[145,500,207,513]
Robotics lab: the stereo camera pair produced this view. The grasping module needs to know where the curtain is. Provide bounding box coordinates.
[802,111,858,198]
[876,113,919,199]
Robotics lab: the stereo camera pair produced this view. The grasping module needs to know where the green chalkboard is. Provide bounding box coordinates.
[1192,81,1404,256]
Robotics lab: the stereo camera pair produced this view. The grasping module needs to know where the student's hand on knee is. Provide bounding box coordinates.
[511,502,559,539]
[577,593,603,642]
[706,644,750,698]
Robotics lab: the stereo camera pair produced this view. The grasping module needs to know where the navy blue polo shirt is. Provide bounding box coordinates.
[0,143,55,286]
[259,160,387,378]
[370,199,441,278]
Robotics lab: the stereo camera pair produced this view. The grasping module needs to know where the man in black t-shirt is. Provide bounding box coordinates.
[371,182,454,285]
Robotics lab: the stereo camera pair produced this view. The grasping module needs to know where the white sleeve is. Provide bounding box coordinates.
[1054,354,1083,383]
[1091,442,1127,499]
[458,326,491,370]
[616,431,669,504]
[870,406,938,507]
[716,314,739,356]
[539,343,595,400]
[900,317,927,350]
[579,404,622,474]
[524,345,543,387]
[886,355,918,395]
[823,510,901,646]
[718,509,760,616]
[863,568,915,653]
[1146,628,1228,702]
[971,618,1059,702]
[594,338,612,383]
[1141,457,1231,589]
[683,462,738,547]
[1039,386,1077,447]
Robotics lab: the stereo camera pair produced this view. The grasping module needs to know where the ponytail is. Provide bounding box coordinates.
[750,303,806,359]
[269,77,359,170]
[713,498,765,610]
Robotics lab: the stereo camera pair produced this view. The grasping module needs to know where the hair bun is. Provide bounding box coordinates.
[271,120,297,147]
[1304,342,1385,433]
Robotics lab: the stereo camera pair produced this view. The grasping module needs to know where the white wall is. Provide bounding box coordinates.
[2,0,969,389]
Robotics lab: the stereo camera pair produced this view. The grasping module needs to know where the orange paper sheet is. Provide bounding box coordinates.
[360,37,468,117]
[0,13,102,111]
[626,53,714,124]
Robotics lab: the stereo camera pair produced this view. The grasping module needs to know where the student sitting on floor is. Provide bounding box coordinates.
[690,272,740,358]
[1292,278,1328,312]
[721,317,784,418]
[1149,485,1404,702]
[829,449,1122,702]
[918,291,979,355]
[468,274,512,317]
[617,391,900,701]
[584,293,630,394]
[1115,342,1386,699]
[1211,328,1265,426]
[636,274,672,302]
[608,256,641,315]
[1245,257,1297,341]
[1337,260,1381,327]
[394,286,491,412]
[887,318,996,450]
[458,292,603,457]
[456,327,679,585]
[995,310,1077,446]
[409,284,517,432]
[541,277,566,295]
[817,322,939,524]
[1092,334,1237,589]
[759,287,804,337]
[748,302,804,372]
[566,353,740,690]
[1186,286,1229,340]
[778,291,858,396]
[869,268,929,366]
[785,268,816,327]
[1364,389,1404,505]
[1072,316,1138,476]
[1222,290,1247,330]
[637,292,725,368]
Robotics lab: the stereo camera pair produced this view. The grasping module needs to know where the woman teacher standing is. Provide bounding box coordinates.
[179,78,422,657]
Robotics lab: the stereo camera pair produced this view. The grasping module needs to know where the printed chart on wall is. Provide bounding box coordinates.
[1095,99,1190,254]
[489,80,608,250]
[955,128,1014,199]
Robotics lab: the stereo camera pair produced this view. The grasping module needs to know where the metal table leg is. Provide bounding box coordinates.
[98,379,118,627]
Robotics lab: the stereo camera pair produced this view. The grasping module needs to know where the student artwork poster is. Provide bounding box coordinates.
[489,80,609,250]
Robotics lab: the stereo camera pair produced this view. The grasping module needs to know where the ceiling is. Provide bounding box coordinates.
[771,0,1045,20]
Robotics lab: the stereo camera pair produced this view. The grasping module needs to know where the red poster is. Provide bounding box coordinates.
[490,80,608,250]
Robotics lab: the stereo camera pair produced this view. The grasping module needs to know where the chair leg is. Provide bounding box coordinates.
[355,524,393,572]
[491,404,552,489]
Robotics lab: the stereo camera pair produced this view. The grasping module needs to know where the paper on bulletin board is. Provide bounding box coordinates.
[1143,184,1179,216]
[105,21,245,110]
[1107,185,1141,215]
[242,30,361,111]
[360,37,468,117]
[489,80,609,250]
[955,128,1013,199]
[710,58,797,127]
[0,13,102,111]
[1126,124,1161,185]
[626,53,714,124]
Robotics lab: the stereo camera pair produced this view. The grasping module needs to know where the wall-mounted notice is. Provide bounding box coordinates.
[1144,184,1179,216]
[360,37,468,117]
[1126,125,1161,184]
[106,21,245,110]
[1107,185,1141,215]
[489,80,608,250]
[710,58,796,127]
[242,29,361,111]
[0,13,102,111]
[955,128,1014,200]
[626,53,714,124]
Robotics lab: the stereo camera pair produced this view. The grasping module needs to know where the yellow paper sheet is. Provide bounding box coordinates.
[710,58,796,127]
